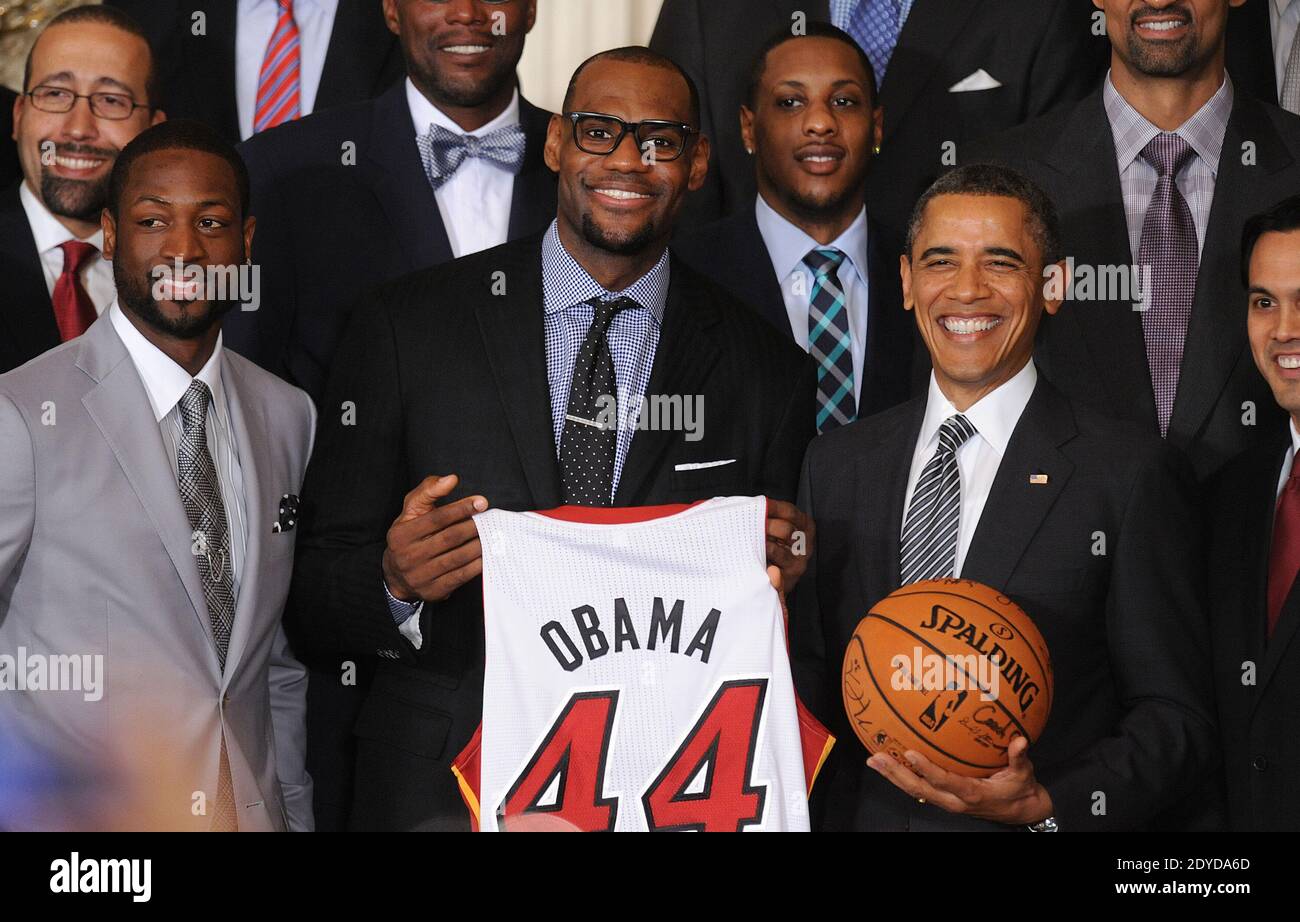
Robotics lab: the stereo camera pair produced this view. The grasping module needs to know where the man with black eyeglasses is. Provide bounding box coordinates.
[290,46,818,831]
[1,5,164,375]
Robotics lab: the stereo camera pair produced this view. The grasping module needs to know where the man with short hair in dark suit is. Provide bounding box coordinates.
[228,0,555,832]
[1,5,165,376]
[650,0,1107,238]
[969,0,1300,481]
[291,46,818,831]
[1208,194,1300,831]
[791,164,1217,831]
[225,0,555,402]
[106,0,403,144]
[674,25,916,426]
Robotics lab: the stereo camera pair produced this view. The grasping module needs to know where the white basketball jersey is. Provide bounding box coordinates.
[453,496,833,832]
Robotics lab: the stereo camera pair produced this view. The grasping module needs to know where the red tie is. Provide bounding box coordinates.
[51,240,99,341]
[1267,457,1300,637]
[254,0,302,133]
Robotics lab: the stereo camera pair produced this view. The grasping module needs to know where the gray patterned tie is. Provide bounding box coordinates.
[1282,22,1300,115]
[900,414,977,585]
[176,380,238,831]
[1136,133,1198,438]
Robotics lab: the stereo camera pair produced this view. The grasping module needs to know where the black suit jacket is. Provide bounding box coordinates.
[1208,433,1300,831]
[791,376,1218,831]
[650,0,1106,238]
[290,234,817,830]
[0,87,20,191]
[0,184,59,375]
[671,200,920,416]
[107,0,403,145]
[227,81,557,400]
[1227,0,1280,105]
[968,88,1300,480]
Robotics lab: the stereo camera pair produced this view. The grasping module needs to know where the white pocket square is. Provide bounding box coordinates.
[949,69,1002,92]
[674,459,736,472]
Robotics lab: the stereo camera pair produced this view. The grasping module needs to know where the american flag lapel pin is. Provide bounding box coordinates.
[1029,473,1049,485]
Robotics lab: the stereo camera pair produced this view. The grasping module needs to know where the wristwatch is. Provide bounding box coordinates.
[1027,815,1059,832]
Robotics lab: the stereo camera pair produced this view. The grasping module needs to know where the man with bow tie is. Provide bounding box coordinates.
[224,0,555,832]
[225,0,556,402]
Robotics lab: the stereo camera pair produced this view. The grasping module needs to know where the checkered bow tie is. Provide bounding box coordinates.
[418,123,527,190]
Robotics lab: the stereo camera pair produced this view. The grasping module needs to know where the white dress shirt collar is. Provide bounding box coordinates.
[19,180,104,255]
[753,193,870,287]
[108,301,227,424]
[406,77,521,138]
[918,359,1038,457]
[1276,0,1298,18]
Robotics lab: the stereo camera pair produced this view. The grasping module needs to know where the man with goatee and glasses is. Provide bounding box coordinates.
[0,5,164,376]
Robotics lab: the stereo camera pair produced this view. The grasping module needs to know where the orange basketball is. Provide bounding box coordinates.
[841,578,1053,778]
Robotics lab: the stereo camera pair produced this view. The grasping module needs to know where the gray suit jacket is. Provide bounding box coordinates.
[0,314,316,831]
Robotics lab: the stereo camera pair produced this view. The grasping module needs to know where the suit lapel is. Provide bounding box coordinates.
[878,0,981,144]
[216,357,268,683]
[1242,441,1286,706]
[613,260,723,505]
[731,205,793,337]
[1043,92,1155,426]
[961,380,1076,591]
[1168,96,1294,450]
[76,319,218,664]
[364,83,453,270]
[0,185,59,364]
[855,398,924,606]
[315,0,399,108]
[184,2,239,142]
[507,98,558,239]
[474,238,562,508]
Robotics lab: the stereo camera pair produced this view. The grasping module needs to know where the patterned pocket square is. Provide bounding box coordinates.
[948,69,1002,92]
[273,493,300,533]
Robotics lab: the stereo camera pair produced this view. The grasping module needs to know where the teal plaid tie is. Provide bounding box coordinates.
[803,247,857,433]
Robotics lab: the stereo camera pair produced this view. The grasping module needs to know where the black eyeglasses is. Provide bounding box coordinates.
[565,112,698,162]
[26,85,149,120]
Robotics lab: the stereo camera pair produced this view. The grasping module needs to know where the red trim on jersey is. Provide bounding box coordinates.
[796,697,835,795]
[451,724,483,832]
[534,502,703,524]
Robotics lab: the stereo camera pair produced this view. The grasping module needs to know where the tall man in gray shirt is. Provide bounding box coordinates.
[970,0,1300,480]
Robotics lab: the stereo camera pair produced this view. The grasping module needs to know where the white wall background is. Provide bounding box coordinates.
[517,0,666,113]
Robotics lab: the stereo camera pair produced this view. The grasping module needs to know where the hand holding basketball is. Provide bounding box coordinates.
[867,735,1054,825]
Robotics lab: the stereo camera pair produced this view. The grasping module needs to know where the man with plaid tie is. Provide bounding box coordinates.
[674,24,919,428]
[791,164,1218,831]
[0,6,164,376]
[0,120,316,831]
[1208,195,1300,831]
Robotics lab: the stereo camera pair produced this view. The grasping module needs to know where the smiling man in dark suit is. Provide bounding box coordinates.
[791,164,1217,831]
[291,47,817,831]
[969,0,1300,480]
[106,0,403,144]
[674,25,916,427]
[223,0,555,401]
[225,0,554,831]
[1208,195,1300,830]
[1,6,164,376]
[651,0,1106,238]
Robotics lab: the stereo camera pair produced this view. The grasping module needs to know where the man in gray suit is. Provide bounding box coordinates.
[0,120,315,831]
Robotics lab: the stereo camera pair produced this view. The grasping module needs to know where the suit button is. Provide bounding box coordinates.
[1252,756,1268,772]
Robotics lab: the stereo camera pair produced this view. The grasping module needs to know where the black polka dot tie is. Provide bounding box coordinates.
[560,297,634,505]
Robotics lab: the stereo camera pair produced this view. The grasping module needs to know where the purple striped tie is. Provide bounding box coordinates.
[253,0,301,134]
[1136,132,1198,437]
